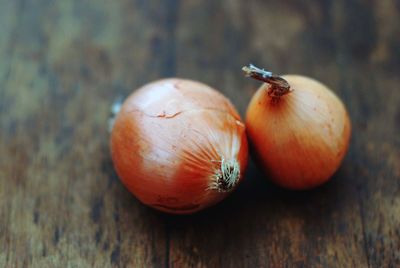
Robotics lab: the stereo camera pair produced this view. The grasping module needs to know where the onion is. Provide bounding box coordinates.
[243,65,351,190]
[110,79,248,214]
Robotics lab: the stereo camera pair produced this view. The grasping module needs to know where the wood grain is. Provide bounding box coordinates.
[0,0,399,267]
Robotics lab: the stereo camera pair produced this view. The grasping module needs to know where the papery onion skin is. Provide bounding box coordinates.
[110,79,248,214]
[246,75,351,190]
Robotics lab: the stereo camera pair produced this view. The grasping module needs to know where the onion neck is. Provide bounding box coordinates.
[242,64,292,101]
[208,158,240,192]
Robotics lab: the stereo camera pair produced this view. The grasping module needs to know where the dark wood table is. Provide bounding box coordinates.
[1,1,399,267]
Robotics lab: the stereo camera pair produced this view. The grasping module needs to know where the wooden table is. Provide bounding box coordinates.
[1,1,399,267]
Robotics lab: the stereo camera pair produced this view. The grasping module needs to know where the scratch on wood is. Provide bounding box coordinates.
[91,198,104,223]
[53,226,60,246]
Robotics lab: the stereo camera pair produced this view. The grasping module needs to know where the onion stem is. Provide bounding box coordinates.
[242,64,292,100]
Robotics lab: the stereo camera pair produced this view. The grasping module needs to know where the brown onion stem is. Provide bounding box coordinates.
[242,64,292,99]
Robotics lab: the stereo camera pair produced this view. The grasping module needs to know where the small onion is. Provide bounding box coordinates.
[110,79,248,214]
[243,65,351,190]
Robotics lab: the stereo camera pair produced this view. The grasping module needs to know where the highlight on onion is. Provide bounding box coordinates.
[243,64,351,190]
[110,79,248,214]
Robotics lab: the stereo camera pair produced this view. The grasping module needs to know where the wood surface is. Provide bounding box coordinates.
[0,0,399,267]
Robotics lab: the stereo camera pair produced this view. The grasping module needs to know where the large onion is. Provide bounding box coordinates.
[110,79,248,214]
[244,65,351,190]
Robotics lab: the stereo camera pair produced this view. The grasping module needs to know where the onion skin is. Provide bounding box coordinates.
[246,75,351,190]
[111,79,248,214]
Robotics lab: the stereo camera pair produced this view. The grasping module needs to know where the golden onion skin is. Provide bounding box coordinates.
[111,79,248,214]
[246,75,351,190]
